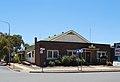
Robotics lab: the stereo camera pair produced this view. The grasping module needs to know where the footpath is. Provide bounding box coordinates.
[8,63,120,73]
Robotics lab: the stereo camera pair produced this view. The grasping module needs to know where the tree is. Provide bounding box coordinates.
[24,43,30,50]
[10,34,24,52]
[13,54,21,63]
[0,36,10,62]
[0,32,25,62]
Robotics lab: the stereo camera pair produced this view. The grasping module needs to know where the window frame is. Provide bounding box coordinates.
[32,50,35,57]
[47,50,59,60]
[67,50,77,56]
[28,53,31,58]
[97,51,107,60]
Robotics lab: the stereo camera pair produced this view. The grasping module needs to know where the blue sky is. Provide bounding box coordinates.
[0,0,120,45]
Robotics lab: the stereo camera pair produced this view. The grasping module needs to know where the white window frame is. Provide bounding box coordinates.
[67,50,77,56]
[32,50,35,57]
[27,50,35,58]
[97,51,107,59]
[28,53,31,58]
[47,50,59,60]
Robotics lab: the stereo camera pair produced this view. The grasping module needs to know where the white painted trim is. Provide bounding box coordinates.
[97,51,107,57]
[47,50,59,60]
[67,50,77,55]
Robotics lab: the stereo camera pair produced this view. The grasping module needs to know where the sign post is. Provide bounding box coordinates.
[40,48,45,73]
[76,49,83,72]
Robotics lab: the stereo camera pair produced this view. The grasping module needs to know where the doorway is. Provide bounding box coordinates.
[84,51,92,64]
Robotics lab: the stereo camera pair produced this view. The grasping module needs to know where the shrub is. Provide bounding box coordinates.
[60,55,86,66]
[57,56,62,61]
[106,61,112,66]
[81,58,86,63]
[62,56,73,66]
[3,54,8,61]
[13,54,21,63]
[76,58,81,63]
[55,60,61,66]
[49,61,55,67]
[76,58,86,65]
[3,54,9,65]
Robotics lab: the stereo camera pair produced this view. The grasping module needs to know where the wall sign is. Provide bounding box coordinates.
[115,48,120,56]
[115,43,120,48]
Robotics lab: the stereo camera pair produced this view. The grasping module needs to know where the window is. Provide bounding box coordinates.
[29,53,31,57]
[48,51,52,58]
[67,50,77,56]
[47,50,59,59]
[97,53,101,58]
[53,51,58,58]
[67,51,72,56]
[97,51,107,62]
[102,53,105,56]
[32,50,34,57]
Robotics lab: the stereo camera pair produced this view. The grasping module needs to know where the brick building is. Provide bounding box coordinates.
[34,30,112,66]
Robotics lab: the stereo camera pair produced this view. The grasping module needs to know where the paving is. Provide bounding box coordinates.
[8,63,120,73]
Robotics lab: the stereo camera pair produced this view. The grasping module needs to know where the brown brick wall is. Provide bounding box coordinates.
[35,41,111,66]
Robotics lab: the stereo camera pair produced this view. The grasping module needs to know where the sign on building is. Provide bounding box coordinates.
[115,48,120,56]
[113,61,120,66]
[115,43,120,56]
[115,43,120,48]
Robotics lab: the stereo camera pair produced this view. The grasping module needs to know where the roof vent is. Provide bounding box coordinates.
[68,32,75,35]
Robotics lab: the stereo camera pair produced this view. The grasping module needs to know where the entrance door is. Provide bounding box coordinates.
[85,52,91,64]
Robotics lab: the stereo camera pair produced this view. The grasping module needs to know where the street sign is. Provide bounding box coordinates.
[40,48,45,54]
[76,49,83,72]
[115,43,120,48]
[76,49,83,54]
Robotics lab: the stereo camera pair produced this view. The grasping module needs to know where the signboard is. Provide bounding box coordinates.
[113,61,120,66]
[115,43,120,48]
[115,48,120,56]
[40,48,45,54]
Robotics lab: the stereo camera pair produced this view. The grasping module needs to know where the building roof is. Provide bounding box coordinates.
[44,30,90,43]
[26,45,35,52]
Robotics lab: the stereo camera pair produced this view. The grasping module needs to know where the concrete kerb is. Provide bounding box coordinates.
[29,69,120,73]
[29,71,120,73]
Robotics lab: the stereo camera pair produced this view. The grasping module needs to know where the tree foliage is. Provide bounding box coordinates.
[0,32,24,61]
[24,43,30,50]
[0,36,10,59]
[13,54,21,63]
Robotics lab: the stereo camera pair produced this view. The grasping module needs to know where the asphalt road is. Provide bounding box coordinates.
[0,66,14,73]
[0,66,120,82]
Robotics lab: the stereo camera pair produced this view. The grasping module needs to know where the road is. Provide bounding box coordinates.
[0,66,120,82]
[0,66,15,73]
